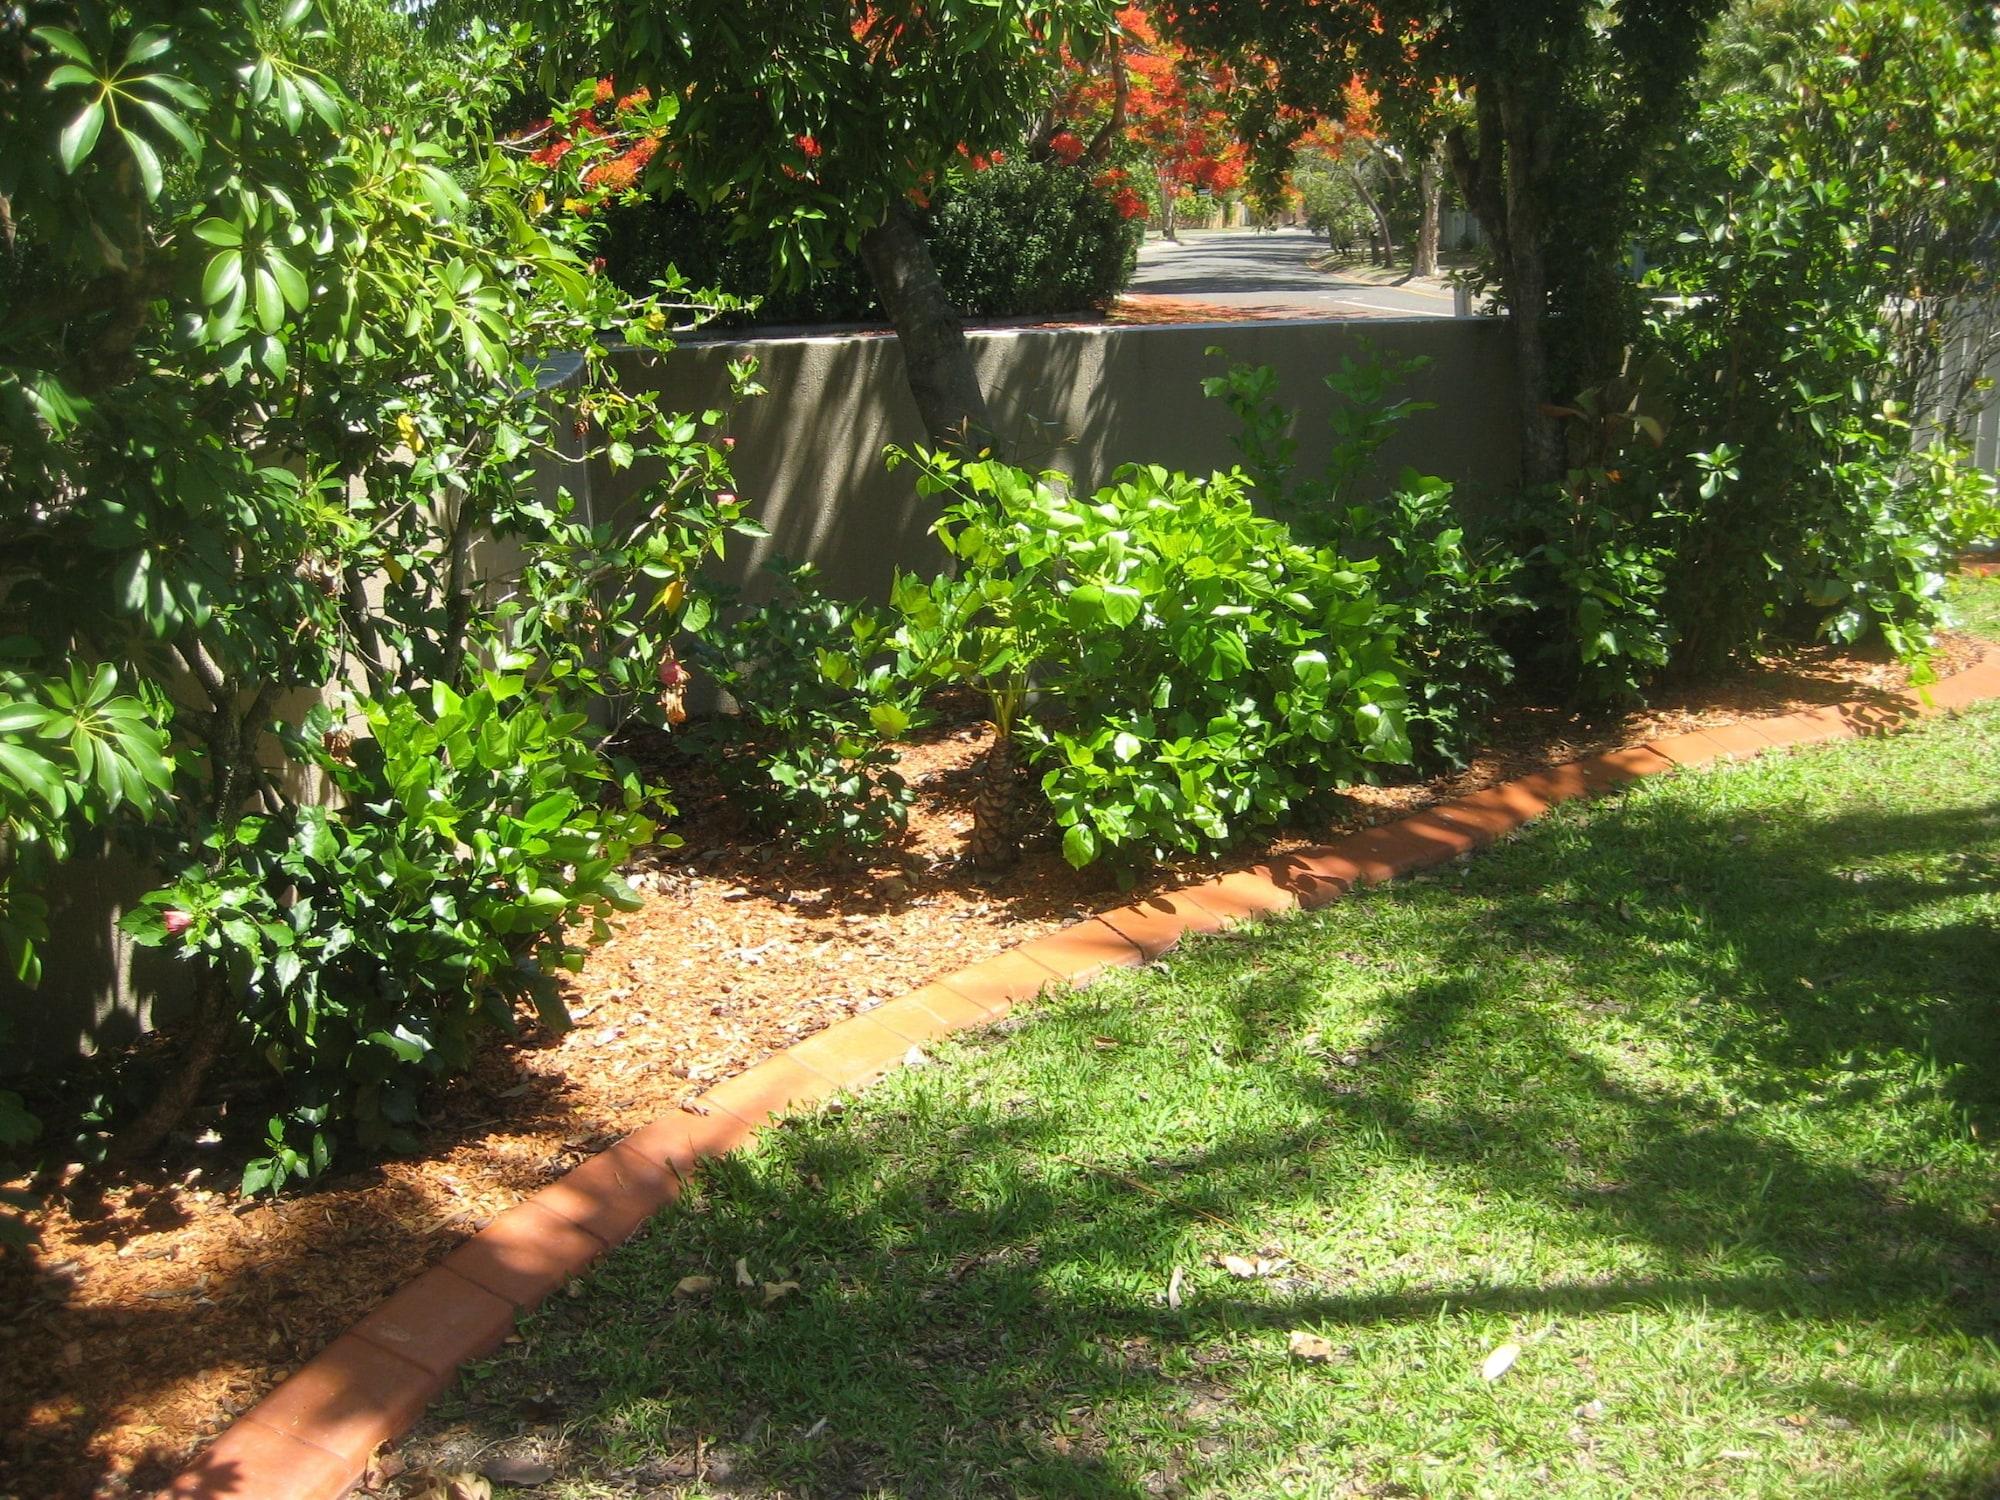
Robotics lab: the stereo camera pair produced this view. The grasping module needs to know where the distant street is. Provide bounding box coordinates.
[1127,227,1457,319]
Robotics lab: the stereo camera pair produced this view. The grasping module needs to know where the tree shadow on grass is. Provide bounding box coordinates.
[412,783,2000,1498]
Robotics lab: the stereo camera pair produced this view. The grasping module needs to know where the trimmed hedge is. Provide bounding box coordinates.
[595,158,1143,326]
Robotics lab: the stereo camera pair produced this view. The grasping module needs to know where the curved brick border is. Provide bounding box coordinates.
[159,651,2000,1499]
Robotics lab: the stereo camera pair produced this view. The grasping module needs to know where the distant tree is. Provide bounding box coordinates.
[1158,0,1729,488]
[1114,6,1246,240]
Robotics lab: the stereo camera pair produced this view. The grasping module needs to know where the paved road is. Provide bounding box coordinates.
[1128,227,1457,319]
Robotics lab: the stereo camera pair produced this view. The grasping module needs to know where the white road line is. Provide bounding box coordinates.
[1326,296,1453,318]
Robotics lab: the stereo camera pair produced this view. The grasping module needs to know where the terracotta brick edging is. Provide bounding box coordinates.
[159,649,2000,1499]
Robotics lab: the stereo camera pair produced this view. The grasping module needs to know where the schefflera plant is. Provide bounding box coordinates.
[4,10,760,1197]
[890,450,1414,877]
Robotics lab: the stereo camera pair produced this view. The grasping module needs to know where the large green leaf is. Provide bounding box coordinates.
[57,97,105,173]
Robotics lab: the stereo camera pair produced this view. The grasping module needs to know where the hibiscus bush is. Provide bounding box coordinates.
[890,452,1413,875]
[689,565,929,858]
[1204,352,1525,764]
[126,672,654,1193]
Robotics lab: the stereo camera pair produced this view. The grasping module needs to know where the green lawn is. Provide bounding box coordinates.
[1951,568,2000,643]
[429,593,2000,1499]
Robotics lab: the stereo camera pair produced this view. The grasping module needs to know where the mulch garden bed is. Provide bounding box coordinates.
[0,631,1981,1500]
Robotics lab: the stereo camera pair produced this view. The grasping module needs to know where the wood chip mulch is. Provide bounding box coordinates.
[0,632,1982,1500]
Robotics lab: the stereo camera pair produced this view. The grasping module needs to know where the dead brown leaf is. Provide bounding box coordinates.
[1288,1331,1337,1363]
[1217,1253,1280,1279]
[405,1471,492,1500]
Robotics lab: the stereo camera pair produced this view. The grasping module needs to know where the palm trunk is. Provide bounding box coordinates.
[857,202,1001,457]
[966,732,1026,872]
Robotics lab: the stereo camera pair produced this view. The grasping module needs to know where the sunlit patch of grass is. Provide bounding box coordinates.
[437,704,2000,1499]
[1949,568,2000,642]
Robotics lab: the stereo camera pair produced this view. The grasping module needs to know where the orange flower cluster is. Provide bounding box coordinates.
[1049,130,1086,165]
[585,135,659,192]
[519,80,668,208]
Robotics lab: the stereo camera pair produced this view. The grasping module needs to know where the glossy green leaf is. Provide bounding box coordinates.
[57,97,104,173]
[201,248,243,306]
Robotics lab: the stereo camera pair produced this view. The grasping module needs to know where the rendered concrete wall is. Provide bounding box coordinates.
[588,315,1520,606]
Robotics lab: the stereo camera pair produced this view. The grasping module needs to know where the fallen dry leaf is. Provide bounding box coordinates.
[734,1256,756,1288]
[1481,1341,1522,1382]
[673,1275,716,1298]
[1288,1330,1338,1363]
[359,1449,406,1493]
[1217,1253,1280,1279]
[406,1471,491,1500]
[760,1279,801,1306]
[481,1453,556,1486]
[1167,1265,1185,1311]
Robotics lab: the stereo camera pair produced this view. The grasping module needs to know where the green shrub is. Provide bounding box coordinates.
[926,157,1143,317]
[1204,352,1523,761]
[689,566,928,857]
[596,158,1142,324]
[1629,0,2000,676]
[1496,366,1680,704]
[125,672,653,1194]
[2,14,748,1191]
[1342,478,1525,764]
[891,453,1412,875]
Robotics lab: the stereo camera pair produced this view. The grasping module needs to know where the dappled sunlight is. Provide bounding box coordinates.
[400,708,2000,1498]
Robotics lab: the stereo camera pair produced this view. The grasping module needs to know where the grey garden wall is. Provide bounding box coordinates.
[581,315,1520,606]
[7,315,1518,1066]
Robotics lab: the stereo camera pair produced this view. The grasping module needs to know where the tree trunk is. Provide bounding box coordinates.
[111,967,228,1164]
[1414,145,1443,279]
[1083,40,1127,164]
[1446,82,1566,490]
[857,202,1001,457]
[1507,237,1567,489]
[1346,161,1393,266]
[1158,168,1179,242]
